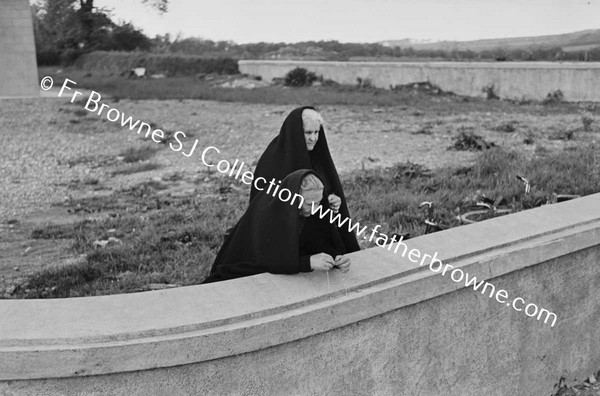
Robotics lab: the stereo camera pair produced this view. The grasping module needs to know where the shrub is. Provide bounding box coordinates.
[284,67,318,87]
[36,49,61,66]
[543,90,564,105]
[482,84,499,100]
[449,130,496,151]
[582,115,594,132]
[356,77,373,89]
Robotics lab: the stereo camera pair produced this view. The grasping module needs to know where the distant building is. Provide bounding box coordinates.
[0,0,38,98]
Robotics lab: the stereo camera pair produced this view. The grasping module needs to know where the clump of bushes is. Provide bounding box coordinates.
[284,67,318,87]
[582,115,594,132]
[543,89,564,104]
[482,84,499,100]
[356,77,373,89]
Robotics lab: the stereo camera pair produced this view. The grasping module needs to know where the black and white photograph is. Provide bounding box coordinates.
[1,0,599,394]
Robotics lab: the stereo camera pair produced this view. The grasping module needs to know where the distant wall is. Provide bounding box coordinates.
[1,193,599,395]
[239,60,600,102]
[0,0,38,98]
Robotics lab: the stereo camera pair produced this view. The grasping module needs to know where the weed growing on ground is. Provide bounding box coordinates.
[449,129,496,151]
[492,121,517,133]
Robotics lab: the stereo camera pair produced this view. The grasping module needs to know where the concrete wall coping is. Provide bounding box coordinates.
[239,59,600,70]
[1,193,599,380]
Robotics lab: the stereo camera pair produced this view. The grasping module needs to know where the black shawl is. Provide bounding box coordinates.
[249,106,360,253]
[204,169,318,283]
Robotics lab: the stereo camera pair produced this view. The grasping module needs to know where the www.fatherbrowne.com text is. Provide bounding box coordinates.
[309,202,558,328]
[48,77,558,328]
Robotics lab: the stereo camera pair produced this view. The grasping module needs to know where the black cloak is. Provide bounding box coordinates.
[203,169,338,283]
[249,106,360,254]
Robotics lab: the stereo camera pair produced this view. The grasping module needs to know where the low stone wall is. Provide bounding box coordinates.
[1,193,599,395]
[239,60,600,102]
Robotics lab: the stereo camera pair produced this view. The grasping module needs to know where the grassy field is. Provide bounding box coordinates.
[14,144,600,298]
[1,67,598,298]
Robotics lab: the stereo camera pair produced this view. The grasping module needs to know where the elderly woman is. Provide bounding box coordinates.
[203,170,350,283]
[250,106,360,255]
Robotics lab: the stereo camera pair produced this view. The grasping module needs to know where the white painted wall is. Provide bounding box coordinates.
[239,60,600,102]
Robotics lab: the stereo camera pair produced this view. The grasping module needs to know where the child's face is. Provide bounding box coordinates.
[300,188,323,217]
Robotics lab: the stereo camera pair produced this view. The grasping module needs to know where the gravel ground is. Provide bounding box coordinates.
[1,94,594,222]
[2,93,596,287]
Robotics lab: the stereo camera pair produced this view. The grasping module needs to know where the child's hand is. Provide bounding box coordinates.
[310,253,335,271]
[334,255,351,273]
[328,194,342,213]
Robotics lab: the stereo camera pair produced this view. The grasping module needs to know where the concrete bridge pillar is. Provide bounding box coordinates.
[0,0,38,98]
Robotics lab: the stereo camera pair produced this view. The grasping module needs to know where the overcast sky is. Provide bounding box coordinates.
[94,0,600,44]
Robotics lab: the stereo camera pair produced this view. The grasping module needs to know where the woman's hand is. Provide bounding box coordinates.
[310,253,335,271]
[334,255,351,273]
[328,194,342,213]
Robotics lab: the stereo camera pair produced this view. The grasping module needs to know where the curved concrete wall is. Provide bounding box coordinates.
[239,60,600,101]
[1,193,599,395]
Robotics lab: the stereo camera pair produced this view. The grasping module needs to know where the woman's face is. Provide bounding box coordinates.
[300,188,323,217]
[303,125,319,151]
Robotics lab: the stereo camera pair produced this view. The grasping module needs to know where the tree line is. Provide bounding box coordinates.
[32,0,600,66]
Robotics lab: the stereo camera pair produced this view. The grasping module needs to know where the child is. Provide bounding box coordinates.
[203,170,350,283]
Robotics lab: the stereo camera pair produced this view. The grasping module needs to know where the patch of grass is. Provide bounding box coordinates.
[111,162,161,176]
[550,129,575,141]
[582,115,594,131]
[119,145,158,163]
[25,262,104,298]
[31,223,86,239]
[492,121,517,133]
[15,145,600,298]
[17,178,247,298]
[343,145,600,238]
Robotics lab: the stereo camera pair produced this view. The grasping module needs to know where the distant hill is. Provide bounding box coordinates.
[381,29,600,53]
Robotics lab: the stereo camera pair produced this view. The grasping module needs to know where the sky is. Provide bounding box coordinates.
[94,0,600,44]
